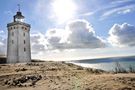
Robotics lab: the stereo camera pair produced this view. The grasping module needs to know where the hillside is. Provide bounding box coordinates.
[0,62,135,90]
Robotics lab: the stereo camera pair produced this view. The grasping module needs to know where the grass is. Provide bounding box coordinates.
[113,61,135,73]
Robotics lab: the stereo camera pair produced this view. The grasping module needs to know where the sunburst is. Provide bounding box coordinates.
[51,0,77,24]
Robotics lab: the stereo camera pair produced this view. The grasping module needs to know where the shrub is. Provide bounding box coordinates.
[114,61,127,73]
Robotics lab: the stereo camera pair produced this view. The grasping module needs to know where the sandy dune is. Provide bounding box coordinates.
[0,62,135,90]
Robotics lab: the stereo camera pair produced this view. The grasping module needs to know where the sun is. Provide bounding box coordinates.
[51,0,77,24]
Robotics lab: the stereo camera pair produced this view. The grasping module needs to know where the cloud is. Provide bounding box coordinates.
[101,4,135,20]
[0,31,6,55]
[111,0,133,4]
[32,19,106,52]
[80,12,95,17]
[45,28,70,49]
[0,30,4,34]
[108,23,135,47]
[118,9,131,14]
[46,19,106,49]
[30,32,48,54]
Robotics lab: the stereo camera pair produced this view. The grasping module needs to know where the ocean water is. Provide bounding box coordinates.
[70,56,135,71]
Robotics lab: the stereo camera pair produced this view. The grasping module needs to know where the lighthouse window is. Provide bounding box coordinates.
[22,27,24,29]
[12,32,14,36]
[25,27,27,30]
[24,40,25,44]
[23,33,25,36]
[14,27,15,29]
[10,27,12,30]
[24,47,26,52]
[12,40,14,44]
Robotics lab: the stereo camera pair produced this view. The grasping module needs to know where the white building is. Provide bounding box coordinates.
[7,9,31,63]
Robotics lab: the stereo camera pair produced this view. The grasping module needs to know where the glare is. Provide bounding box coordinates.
[51,0,77,24]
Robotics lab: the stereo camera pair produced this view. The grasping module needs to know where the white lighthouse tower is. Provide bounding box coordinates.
[7,6,31,63]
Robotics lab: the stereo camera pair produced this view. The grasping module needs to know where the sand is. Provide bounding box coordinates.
[0,61,135,90]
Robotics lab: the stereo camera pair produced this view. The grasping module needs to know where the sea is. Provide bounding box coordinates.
[69,56,135,71]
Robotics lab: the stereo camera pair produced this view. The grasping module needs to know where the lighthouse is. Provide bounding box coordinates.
[7,6,31,63]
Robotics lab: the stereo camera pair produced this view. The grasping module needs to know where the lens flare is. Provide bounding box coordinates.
[51,0,77,24]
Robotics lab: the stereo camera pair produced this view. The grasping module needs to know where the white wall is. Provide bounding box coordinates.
[7,22,31,63]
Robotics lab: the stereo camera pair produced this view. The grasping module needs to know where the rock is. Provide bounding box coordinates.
[85,88,91,90]
[4,74,42,87]
[12,79,19,86]
[4,80,8,84]
[31,80,37,86]
[130,78,135,81]
[76,66,84,70]
[119,87,132,90]
[15,68,27,72]
[7,79,13,86]
[18,83,22,87]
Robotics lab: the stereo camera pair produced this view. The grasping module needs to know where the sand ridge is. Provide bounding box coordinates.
[0,62,135,90]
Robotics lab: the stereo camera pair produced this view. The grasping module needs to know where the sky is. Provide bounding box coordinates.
[0,0,135,61]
